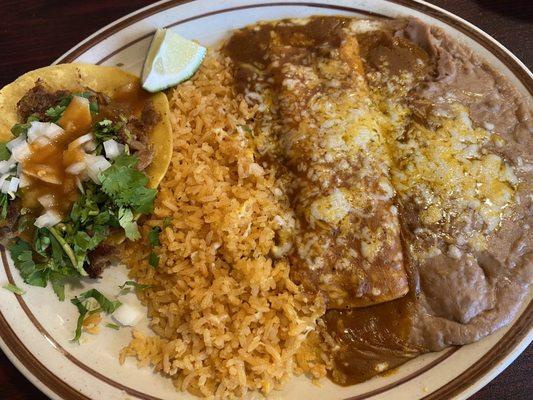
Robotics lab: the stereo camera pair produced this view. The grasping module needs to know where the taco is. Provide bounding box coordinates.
[0,64,172,299]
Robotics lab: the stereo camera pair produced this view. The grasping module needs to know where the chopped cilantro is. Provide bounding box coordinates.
[45,104,68,121]
[3,283,25,295]
[118,208,140,240]
[105,323,120,330]
[93,119,122,143]
[0,193,9,221]
[44,95,72,122]
[149,251,159,268]
[148,226,161,247]
[118,280,152,295]
[0,143,11,161]
[71,289,121,342]
[70,297,88,342]
[8,239,48,287]
[99,154,156,214]
[10,114,38,137]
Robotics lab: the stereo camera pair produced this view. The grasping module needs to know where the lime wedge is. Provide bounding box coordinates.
[141,28,206,92]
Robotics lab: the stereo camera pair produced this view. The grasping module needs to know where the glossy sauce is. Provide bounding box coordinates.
[224,16,433,385]
[20,82,152,219]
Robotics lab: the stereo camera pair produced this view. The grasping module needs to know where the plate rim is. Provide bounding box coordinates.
[0,1,531,400]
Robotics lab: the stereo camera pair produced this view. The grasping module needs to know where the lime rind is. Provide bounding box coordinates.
[141,28,206,93]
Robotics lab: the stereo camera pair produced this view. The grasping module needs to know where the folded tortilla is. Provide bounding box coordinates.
[0,63,172,188]
[267,27,408,308]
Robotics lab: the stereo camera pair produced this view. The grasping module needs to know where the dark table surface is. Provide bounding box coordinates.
[0,0,531,399]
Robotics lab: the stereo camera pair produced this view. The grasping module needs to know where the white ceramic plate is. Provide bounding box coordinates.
[0,1,531,399]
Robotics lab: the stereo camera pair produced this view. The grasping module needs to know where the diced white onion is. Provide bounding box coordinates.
[11,141,30,162]
[19,174,30,188]
[83,140,97,152]
[0,173,10,188]
[75,177,85,194]
[0,180,10,194]
[32,136,50,147]
[34,210,62,228]
[27,122,64,143]
[0,161,12,175]
[85,155,111,184]
[8,177,19,194]
[103,139,124,160]
[38,194,55,209]
[112,303,143,327]
[68,133,94,150]
[66,161,86,175]
[6,135,26,151]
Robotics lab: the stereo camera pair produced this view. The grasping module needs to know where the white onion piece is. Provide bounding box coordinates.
[84,140,97,152]
[27,122,64,143]
[11,141,30,162]
[75,177,85,194]
[8,177,19,194]
[34,210,62,228]
[38,194,55,209]
[112,303,143,327]
[85,155,111,184]
[103,139,124,160]
[0,161,11,175]
[68,133,94,150]
[0,181,10,194]
[66,161,86,175]
[33,136,50,148]
[19,174,30,188]
[0,173,10,188]
[6,135,26,151]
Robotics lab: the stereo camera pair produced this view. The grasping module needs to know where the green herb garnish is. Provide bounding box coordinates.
[148,226,161,247]
[149,252,159,268]
[99,154,156,214]
[0,143,11,161]
[3,283,25,295]
[71,289,121,342]
[118,207,140,240]
[105,323,120,330]
[10,114,39,137]
[118,280,152,295]
[0,193,9,221]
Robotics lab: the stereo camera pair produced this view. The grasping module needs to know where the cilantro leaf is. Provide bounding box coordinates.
[118,280,152,295]
[148,226,161,247]
[70,297,88,342]
[149,251,159,268]
[99,154,156,214]
[118,208,140,240]
[45,104,68,121]
[75,289,122,313]
[93,119,122,143]
[0,193,9,221]
[8,239,48,287]
[3,283,25,295]
[71,289,122,342]
[10,114,39,137]
[0,143,11,161]
[44,95,72,122]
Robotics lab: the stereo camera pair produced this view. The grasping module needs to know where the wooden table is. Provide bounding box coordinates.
[0,0,531,399]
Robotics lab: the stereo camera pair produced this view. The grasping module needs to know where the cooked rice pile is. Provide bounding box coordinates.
[120,55,326,398]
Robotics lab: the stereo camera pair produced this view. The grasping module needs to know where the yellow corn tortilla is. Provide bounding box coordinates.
[0,63,172,188]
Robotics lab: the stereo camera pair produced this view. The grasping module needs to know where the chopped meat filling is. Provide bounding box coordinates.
[16,81,69,121]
